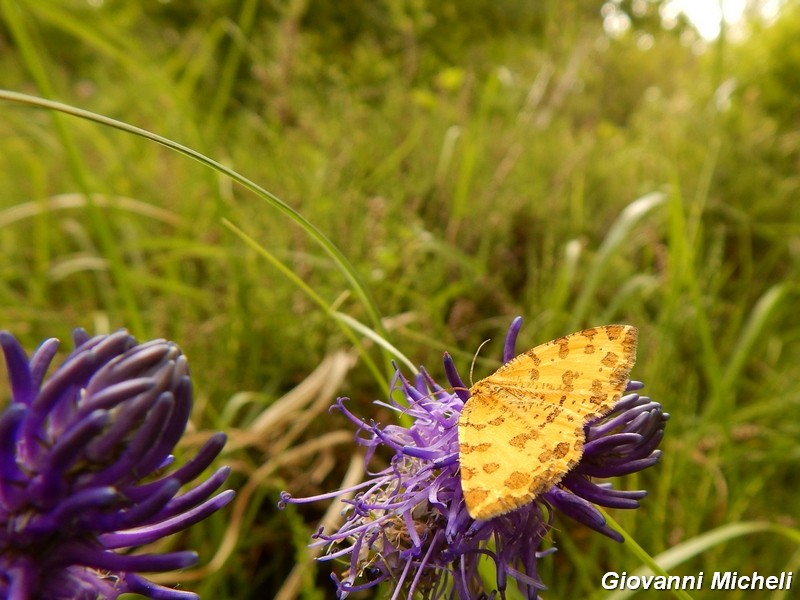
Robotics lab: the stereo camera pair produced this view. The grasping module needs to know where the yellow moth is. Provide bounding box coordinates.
[458,325,638,521]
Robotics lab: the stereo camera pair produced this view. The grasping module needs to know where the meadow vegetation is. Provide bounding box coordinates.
[1,1,799,598]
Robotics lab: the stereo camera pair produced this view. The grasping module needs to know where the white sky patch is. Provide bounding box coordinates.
[665,0,746,39]
[605,0,786,41]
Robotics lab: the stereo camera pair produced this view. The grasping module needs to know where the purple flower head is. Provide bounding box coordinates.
[0,329,234,600]
[281,318,668,599]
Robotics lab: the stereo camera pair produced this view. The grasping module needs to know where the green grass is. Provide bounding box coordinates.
[1,1,799,598]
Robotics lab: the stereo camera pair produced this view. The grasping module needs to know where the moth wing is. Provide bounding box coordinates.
[459,391,585,520]
[458,325,638,520]
[485,325,637,420]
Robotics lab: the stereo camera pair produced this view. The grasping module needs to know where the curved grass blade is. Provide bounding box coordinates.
[0,89,386,347]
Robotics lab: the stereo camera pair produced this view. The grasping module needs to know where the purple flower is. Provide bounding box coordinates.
[281,318,667,599]
[0,329,234,600]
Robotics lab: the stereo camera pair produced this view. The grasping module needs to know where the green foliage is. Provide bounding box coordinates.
[1,0,799,598]
[739,1,800,129]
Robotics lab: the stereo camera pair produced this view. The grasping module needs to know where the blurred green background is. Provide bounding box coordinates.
[1,0,799,598]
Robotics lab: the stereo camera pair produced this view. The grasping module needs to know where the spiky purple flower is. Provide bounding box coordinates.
[0,329,234,600]
[281,318,667,599]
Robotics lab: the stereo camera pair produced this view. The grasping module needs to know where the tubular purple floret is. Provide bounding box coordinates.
[443,353,470,401]
[587,399,660,439]
[28,338,61,394]
[79,378,158,416]
[502,316,524,363]
[170,355,190,388]
[636,408,668,438]
[154,466,232,517]
[561,475,644,509]
[410,372,463,429]
[85,340,175,394]
[85,391,164,462]
[412,369,434,395]
[614,409,655,437]
[331,396,373,431]
[393,369,428,405]
[56,540,198,572]
[63,330,133,373]
[544,487,622,541]
[635,428,665,459]
[625,380,645,392]
[71,328,91,347]
[85,395,176,488]
[100,489,235,549]
[127,432,228,501]
[94,479,182,532]
[417,368,451,400]
[580,453,663,478]
[278,478,377,506]
[398,443,448,461]
[157,432,228,485]
[129,393,182,477]
[0,403,26,482]
[125,573,200,600]
[47,410,111,473]
[369,420,408,453]
[1,332,35,405]
[47,487,119,525]
[35,412,111,509]
[23,350,99,446]
[583,432,644,455]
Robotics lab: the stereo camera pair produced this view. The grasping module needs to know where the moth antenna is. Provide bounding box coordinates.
[469,339,493,387]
